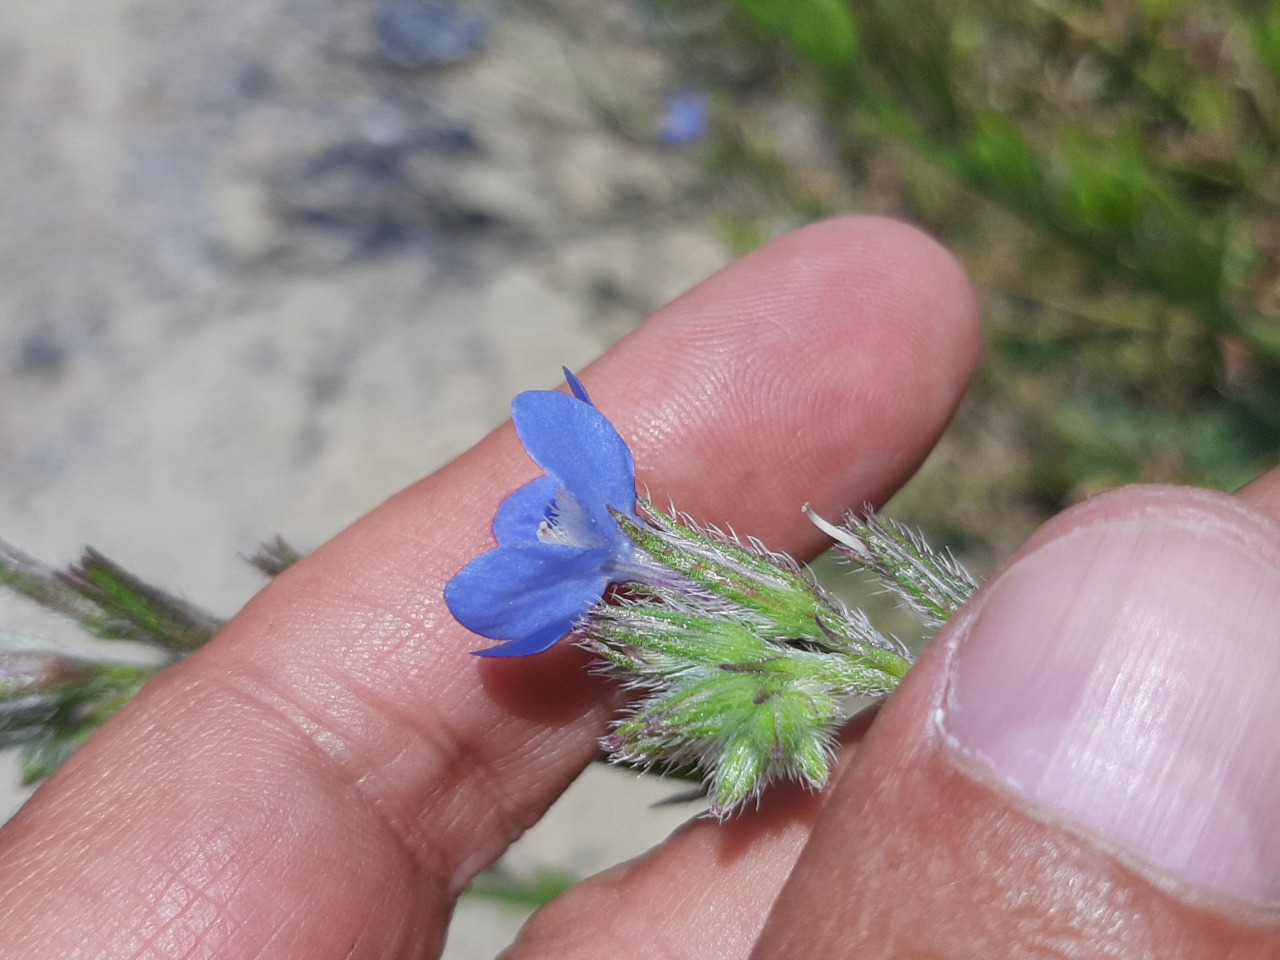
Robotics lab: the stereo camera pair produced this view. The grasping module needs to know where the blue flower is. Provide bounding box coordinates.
[444,370,640,656]
[658,89,709,147]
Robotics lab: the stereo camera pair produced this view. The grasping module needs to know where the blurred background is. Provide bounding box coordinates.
[0,0,1277,954]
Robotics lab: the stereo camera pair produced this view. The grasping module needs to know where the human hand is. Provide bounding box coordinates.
[1,216,1275,958]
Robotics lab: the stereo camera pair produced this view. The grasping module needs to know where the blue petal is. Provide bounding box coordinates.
[444,541,611,646]
[511,391,636,535]
[658,90,709,146]
[492,476,558,544]
[562,367,593,405]
[471,624,569,657]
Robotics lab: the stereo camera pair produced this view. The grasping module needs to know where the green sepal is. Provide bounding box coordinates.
[613,505,845,644]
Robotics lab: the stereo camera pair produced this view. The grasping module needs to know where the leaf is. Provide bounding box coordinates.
[465,866,577,909]
[244,536,304,578]
[59,549,224,654]
[0,541,224,655]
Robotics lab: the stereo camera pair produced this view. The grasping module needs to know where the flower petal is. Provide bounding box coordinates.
[563,367,593,405]
[471,624,570,658]
[444,541,612,647]
[511,390,636,534]
[492,476,558,544]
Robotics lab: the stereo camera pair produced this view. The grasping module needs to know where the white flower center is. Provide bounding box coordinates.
[538,491,605,549]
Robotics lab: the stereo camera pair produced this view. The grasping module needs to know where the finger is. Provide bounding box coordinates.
[508,787,824,959]
[1237,463,1280,518]
[752,485,1280,958]
[0,216,980,957]
[504,710,879,960]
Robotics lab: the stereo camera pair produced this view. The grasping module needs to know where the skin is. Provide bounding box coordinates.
[0,215,1274,958]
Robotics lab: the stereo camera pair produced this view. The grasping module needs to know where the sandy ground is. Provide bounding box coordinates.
[0,1,731,954]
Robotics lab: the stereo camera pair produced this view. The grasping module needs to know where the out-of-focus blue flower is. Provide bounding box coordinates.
[445,371,640,656]
[658,89,709,147]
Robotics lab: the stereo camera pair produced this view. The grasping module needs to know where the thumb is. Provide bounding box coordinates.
[753,485,1280,957]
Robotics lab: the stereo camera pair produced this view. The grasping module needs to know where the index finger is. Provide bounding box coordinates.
[0,216,979,957]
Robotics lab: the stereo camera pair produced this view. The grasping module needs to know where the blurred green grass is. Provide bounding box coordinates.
[651,0,1280,566]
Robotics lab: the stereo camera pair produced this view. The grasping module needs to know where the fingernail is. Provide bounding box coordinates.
[941,510,1280,906]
